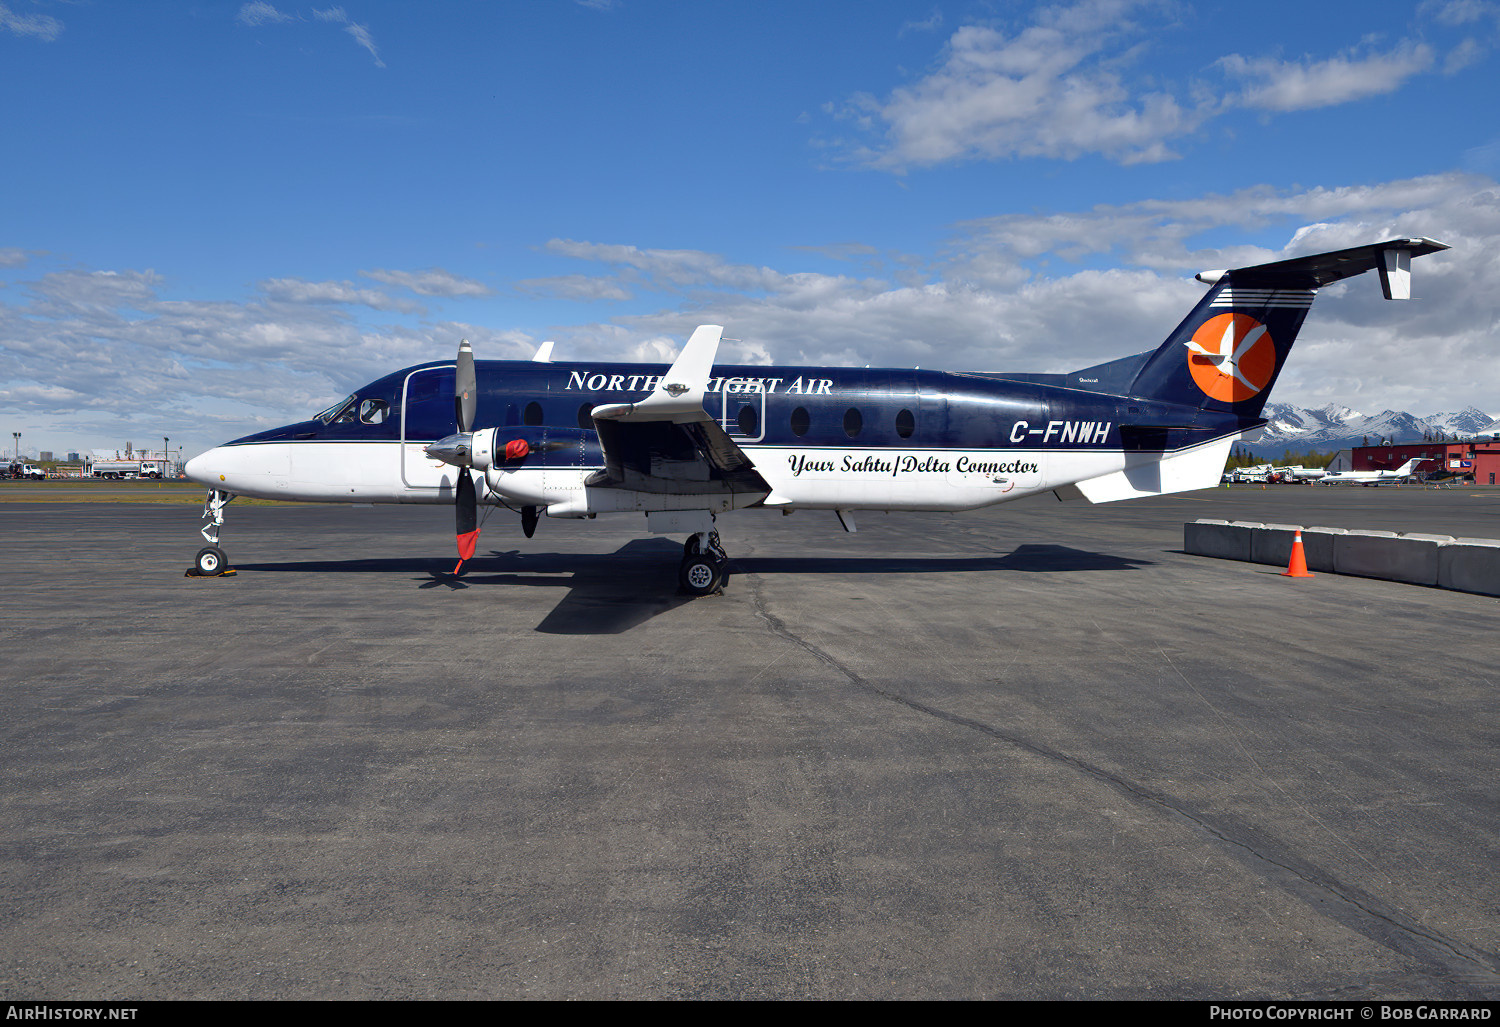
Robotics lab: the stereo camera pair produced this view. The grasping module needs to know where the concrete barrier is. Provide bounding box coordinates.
[1249,523,1304,567]
[1299,527,1346,573]
[1184,519,1258,561]
[1438,538,1500,597]
[1185,520,1500,598]
[1334,530,1438,585]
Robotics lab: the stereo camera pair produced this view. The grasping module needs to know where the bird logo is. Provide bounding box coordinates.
[1185,313,1277,403]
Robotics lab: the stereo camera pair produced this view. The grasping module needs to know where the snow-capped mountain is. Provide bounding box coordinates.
[1426,409,1500,436]
[1243,404,1498,456]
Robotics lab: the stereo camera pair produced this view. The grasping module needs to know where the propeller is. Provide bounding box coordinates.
[425,339,575,566]
[452,340,480,573]
[422,339,481,575]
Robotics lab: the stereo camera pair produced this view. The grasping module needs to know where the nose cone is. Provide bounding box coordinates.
[184,449,220,485]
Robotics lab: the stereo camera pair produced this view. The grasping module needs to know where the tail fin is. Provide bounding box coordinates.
[1126,237,1447,418]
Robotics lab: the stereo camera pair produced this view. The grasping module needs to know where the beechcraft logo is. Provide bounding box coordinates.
[1185,313,1277,403]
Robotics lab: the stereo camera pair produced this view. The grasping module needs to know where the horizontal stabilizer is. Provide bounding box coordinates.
[1196,237,1448,294]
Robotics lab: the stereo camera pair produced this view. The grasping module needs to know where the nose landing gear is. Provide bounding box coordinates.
[187,489,237,577]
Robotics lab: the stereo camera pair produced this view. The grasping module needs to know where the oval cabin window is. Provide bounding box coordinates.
[737,404,759,437]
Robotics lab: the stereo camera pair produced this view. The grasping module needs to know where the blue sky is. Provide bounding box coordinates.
[3,0,1498,459]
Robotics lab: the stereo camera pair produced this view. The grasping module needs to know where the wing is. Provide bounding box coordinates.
[588,325,772,497]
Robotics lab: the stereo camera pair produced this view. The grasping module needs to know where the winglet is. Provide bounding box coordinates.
[592,325,723,423]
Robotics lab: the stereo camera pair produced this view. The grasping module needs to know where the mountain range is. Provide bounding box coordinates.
[1241,404,1500,458]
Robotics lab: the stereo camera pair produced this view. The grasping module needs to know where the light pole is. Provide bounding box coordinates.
[12,433,18,463]
[164,436,169,477]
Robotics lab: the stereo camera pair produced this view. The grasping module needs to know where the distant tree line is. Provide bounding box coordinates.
[1224,445,1339,471]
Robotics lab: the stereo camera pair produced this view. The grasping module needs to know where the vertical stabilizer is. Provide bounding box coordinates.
[1125,237,1448,419]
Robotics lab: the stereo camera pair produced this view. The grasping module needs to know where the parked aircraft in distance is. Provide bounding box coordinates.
[185,237,1447,593]
[1319,458,1424,486]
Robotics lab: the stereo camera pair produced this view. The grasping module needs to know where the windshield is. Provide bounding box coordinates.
[314,394,358,424]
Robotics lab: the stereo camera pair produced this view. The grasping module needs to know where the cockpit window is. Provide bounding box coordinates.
[359,398,389,424]
[315,394,358,424]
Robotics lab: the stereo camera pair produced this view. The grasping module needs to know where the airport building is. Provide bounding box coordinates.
[1353,439,1500,484]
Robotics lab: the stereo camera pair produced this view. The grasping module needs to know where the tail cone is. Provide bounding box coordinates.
[1282,529,1314,578]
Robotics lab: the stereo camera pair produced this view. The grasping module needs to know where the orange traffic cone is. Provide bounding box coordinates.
[1282,530,1314,578]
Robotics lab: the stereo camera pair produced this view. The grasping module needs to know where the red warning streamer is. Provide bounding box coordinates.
[453,528,480,575]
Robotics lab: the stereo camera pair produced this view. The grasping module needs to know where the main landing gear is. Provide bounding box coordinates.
[679,530,730,596]
[187,489,237,577]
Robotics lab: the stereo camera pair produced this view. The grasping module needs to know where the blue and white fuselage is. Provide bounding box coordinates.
[186,358,1239,514]
[183,237,1446,585]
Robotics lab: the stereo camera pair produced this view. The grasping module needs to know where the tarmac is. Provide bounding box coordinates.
[1,484,1497,999]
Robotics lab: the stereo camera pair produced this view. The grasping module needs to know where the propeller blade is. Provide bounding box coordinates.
[453,469,479,574]
[455,339,477,434]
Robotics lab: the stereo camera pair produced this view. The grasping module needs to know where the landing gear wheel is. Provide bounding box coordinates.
[679,553,724,596]
[194,546,228,576]
[521,505,539,539]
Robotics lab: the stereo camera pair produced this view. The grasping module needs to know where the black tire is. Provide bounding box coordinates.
[684,535,701,557]
[194,546,228,576]
[678,554,722,596]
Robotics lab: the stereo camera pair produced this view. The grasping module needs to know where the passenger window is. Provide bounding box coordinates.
[524,401,544,426]
[359,399,389,425]
[737,404,758,436]
[843,408,862,438]
[577,403,595,429]
[791,407,810,437]
[896,409,915,439]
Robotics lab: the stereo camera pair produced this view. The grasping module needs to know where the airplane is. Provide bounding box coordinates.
[184,236,1447,593]
[1318,457,1425,486]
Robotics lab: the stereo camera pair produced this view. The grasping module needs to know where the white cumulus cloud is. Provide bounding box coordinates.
[361,267,492,297]
[1219,42,1436,112]
[824,0,1479,170]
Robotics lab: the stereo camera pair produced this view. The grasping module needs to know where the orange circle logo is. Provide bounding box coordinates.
[1186,313,1276,403]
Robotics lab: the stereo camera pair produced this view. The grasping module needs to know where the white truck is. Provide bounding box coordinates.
[7,462,45,480]
[91,459,164,480]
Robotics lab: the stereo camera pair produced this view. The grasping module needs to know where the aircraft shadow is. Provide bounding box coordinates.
[731,544,1152,576]
[233,541,1148,635]
[420,539,692,635]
